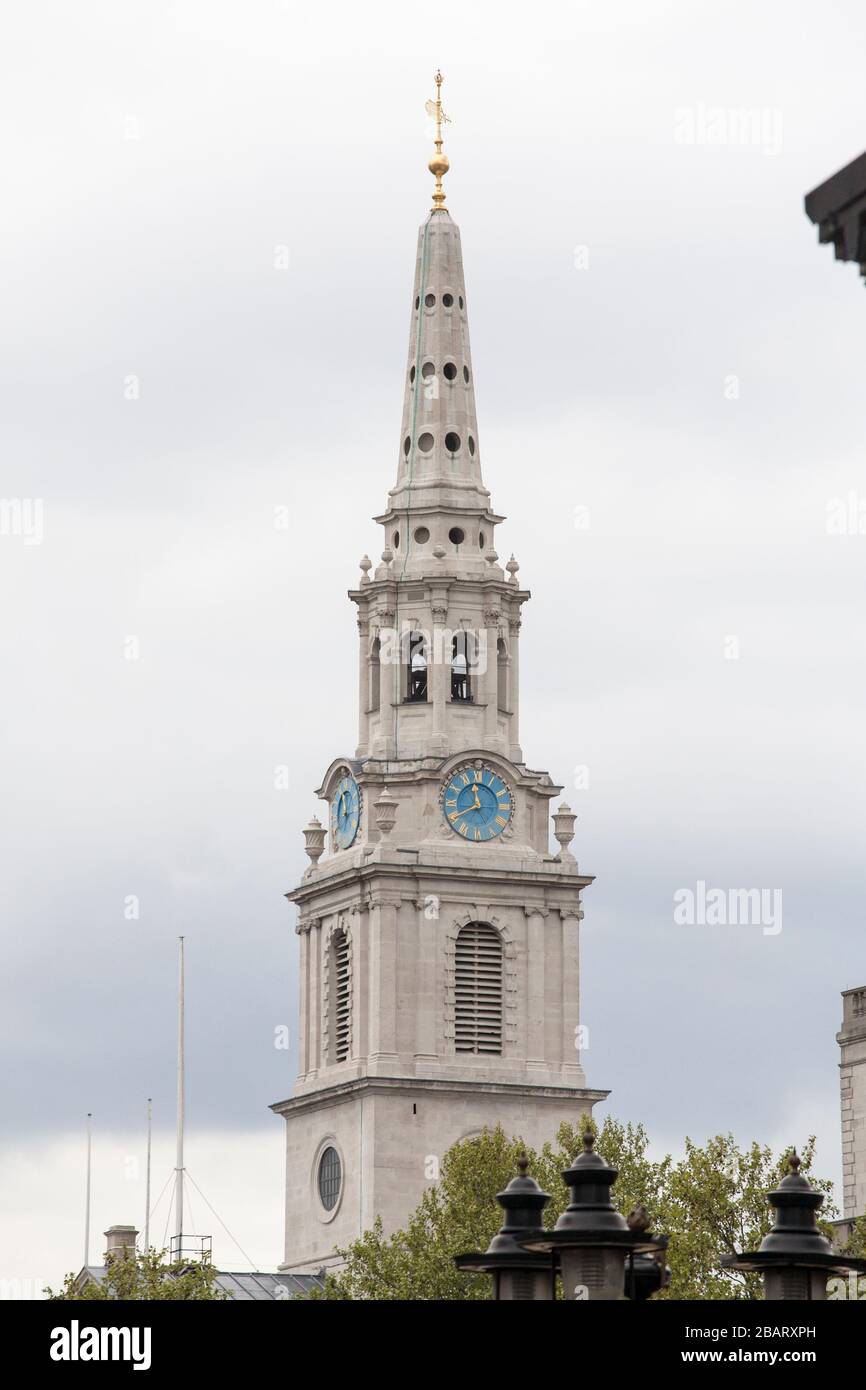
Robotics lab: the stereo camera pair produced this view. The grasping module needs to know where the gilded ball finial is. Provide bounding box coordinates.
[426,69,451,212]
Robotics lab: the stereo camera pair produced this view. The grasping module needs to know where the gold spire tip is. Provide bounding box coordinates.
[425,69,451,211]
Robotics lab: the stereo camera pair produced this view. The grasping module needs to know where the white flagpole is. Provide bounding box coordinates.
[175,937,185,1250]
[144,1097,152,1252]
[84,1112,92,1269]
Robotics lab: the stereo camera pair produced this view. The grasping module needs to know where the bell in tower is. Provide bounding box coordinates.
[271,74,608,1275]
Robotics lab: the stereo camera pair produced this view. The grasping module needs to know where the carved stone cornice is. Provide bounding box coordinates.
[558,906,584,925]
[367,893,403,911]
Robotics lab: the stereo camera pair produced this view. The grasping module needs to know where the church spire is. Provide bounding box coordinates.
[376,76,499,577]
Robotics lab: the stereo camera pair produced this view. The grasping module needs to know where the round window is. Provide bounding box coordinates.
[463,365,470,383]
[449,527,465,545]
[318,1146,342,1211]
[403,435,411,456]
[393,530,400,549]
[443,292,454,307]
[421,361,435,379]
[424,292,435,308]
[417,432,434,453]
[414,526,430,545]
[468,436,476,456]
[414,295,420,310]
[445,432,461,453]
[443,362,457,381]
[409,365,416,383]
[458,295,464,309]
[478,531,486,549]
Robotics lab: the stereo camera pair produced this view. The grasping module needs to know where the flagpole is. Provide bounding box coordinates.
[175,937,185,1250]
[144,1097,152,1252]
[84,1112,92,1269]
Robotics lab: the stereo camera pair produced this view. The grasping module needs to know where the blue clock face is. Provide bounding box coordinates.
[443,766,514,842]
[332,775,361,850]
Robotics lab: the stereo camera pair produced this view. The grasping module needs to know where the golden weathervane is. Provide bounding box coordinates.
[425,70,451,211]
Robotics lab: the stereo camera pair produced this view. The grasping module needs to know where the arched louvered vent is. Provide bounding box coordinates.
[455,922,503,1055]
[333,931,351,1062]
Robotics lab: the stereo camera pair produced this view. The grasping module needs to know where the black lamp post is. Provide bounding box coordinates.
[454,1155,556,1300]
[722,1151,866,1300]
[623,1244,671,1301]
[522,1131,668,1300]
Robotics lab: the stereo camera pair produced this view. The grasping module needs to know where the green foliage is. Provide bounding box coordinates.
[840,1214,866,1259]
[45,1248,228,1301]
[658,1133,835,1300]
[308,1119,840,1301]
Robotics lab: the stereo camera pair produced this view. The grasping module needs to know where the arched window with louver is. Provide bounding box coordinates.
[331,930,351,1062]
[454,922,503,1055]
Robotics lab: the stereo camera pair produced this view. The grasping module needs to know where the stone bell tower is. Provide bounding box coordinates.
[272,75,607,1274]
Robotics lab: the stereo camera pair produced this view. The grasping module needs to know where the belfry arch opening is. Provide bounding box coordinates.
[497,638,508,711]
[407,630,428,702]
[451,632,473,702]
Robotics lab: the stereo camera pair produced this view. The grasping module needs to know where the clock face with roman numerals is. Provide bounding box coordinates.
[331,774,361,850]
[442,765,514,842]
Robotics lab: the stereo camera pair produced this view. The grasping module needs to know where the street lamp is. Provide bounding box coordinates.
[454,1155,556,1300]
[522,1131,668,1300]
[722,1150,866,1300]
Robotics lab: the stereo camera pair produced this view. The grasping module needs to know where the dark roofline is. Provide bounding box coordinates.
[805,149,866,226]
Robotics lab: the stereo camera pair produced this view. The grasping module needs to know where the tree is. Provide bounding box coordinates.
[659,1133,835,1300]
[309,1118,840,1300]
[843,1215,866,1259]
[45,1248,228,1301]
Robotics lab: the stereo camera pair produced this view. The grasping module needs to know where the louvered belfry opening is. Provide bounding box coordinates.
[332,931,351,1062]
[455,922,503,1055]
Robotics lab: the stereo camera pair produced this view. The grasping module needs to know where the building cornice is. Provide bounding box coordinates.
[287,857,594,908]
[270,1074,609,1117]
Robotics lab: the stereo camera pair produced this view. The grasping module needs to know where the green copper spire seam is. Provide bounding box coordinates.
[394,212,433,760]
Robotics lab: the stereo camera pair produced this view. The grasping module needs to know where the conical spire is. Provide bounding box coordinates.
[392,213,488,512]
[377,75,500,579]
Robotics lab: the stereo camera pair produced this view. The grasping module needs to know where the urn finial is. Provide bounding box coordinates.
[302,816,326,872]
[553,802,578,864]
[374,786,399,839]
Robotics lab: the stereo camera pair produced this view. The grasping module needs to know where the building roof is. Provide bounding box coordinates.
[76,1265,325,1301]
[215,1271,324,1301]
[804,149,866,277]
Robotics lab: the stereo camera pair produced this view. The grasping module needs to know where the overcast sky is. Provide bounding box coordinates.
[2,0,865,1290]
